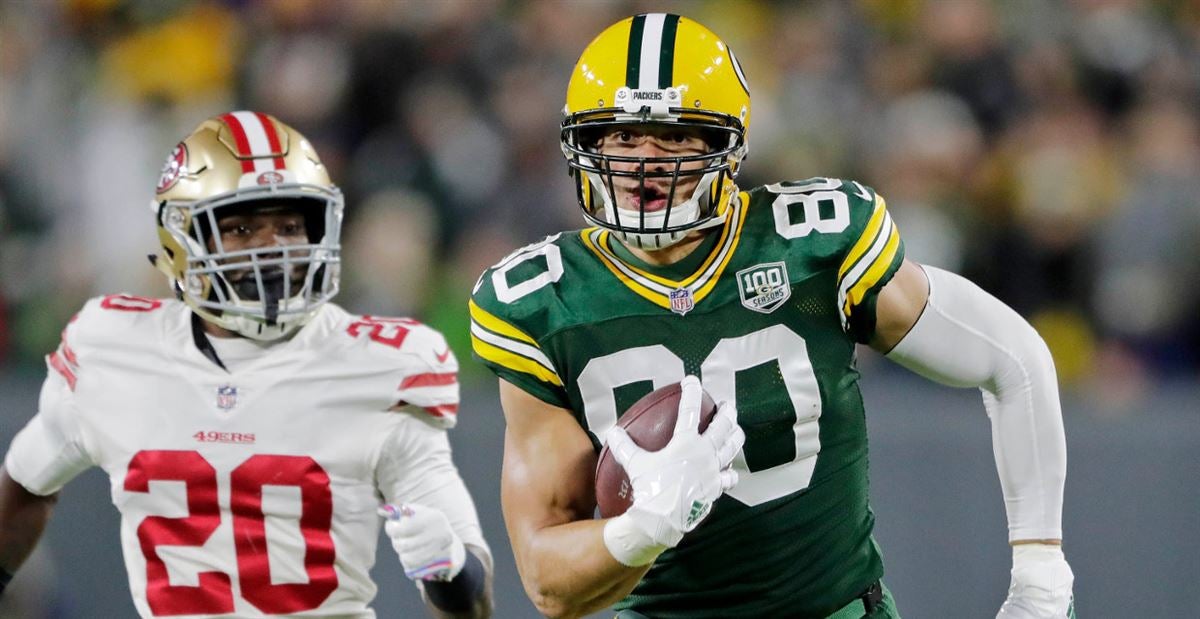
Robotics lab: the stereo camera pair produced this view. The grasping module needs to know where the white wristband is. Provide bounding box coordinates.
[1013,543,1065,565]
[603,513,668,567]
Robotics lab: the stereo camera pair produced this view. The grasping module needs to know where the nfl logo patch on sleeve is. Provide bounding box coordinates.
[737,262,791,314]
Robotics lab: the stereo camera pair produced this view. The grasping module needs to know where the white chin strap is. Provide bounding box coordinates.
[588,170,726,251]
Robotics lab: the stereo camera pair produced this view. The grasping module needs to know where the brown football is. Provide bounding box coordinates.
[594,382,718,518]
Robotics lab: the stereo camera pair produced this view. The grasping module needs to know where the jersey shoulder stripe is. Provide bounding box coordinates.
[836,192,902,325]
[468,299,562,387]
[469,234,575,407]
[311,304,464,427]
[748,177,905,339]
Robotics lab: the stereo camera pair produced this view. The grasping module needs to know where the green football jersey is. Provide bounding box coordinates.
[470,177,905,618]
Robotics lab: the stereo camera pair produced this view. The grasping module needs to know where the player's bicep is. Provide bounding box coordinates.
[870,259,930,353]
[498,379,597,538]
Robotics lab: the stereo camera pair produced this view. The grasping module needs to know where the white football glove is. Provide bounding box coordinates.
[602,375,744,566]
[997,544,1075,618]
[379,503,466,582]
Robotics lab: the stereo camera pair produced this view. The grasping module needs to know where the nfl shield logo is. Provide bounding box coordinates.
[669,288,695,316]
[216,385,238,411]
[736,262,792,314]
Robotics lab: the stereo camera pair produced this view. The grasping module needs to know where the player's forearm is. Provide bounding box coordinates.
[421,544,494,619]
[0,468,56,576]
[516,517,650,618]
[885,266,1066,541]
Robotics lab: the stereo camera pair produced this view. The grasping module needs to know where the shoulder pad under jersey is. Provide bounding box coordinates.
[47,294,176,392]
[753,177,905,341]
[325,305,461,428]
[468,234,570,408]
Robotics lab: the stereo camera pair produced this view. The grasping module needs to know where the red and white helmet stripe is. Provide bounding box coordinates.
[219,111,287,173]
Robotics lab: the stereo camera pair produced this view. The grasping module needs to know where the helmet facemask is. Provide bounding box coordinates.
[158,182,343,341]
[562,109,745,251]
[559,109,739,250]
[561,12,752,251]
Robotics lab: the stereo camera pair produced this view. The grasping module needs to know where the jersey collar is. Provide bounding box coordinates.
[580,191,749,311]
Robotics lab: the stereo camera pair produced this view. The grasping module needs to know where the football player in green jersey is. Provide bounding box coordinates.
[470,13,1074,619]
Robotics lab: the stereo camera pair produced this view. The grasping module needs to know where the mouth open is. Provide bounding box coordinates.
[626,186,670,212]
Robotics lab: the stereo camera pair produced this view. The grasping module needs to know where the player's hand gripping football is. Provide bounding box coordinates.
[604,375,744,547]
[379,503,466,582]
[996,544,1075,618]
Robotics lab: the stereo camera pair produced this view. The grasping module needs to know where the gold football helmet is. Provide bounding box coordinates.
[152,111,343,340]
[562,13,751,250]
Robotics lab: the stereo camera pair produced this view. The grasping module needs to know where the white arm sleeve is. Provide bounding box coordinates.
[376,415,491,561]
[885,265,1066,542]
[4,372,94,495]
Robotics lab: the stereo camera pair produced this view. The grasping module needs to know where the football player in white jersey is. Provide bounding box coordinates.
[0,112,493,618]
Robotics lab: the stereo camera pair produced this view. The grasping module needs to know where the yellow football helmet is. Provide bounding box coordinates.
[152,111,343,340]
[562,13,751,250]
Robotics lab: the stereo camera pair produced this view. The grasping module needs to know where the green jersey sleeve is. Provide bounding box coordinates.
[756,177,906,343]
[468,236,572,409]
[832,181,905,342]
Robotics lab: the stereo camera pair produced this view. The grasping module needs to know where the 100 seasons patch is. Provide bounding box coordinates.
[736,262,791,314]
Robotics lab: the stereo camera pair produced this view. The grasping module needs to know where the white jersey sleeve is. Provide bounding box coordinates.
[389,326,461,428]
[5,317,95,495]
[375,415,489,557]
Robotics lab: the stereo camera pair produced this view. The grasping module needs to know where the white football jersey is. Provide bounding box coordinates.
[5,294,488,618]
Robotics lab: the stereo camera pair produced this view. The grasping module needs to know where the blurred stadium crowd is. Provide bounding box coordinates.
[0,0,1197,399]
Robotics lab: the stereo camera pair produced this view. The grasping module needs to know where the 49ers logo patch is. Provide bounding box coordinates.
[256,170,284,185]
[736,262,791,314]
[156,143,187,194]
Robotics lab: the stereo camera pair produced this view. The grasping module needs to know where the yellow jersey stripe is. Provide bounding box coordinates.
[604,205,738,288]
[838,196,887,279]
[692,193,750,300]
[580,230,672,308]
[843,224,901,316]
[578,192,748,308]
[470,333,563,387]
[470,318,557,372]
[468,300,537,346]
